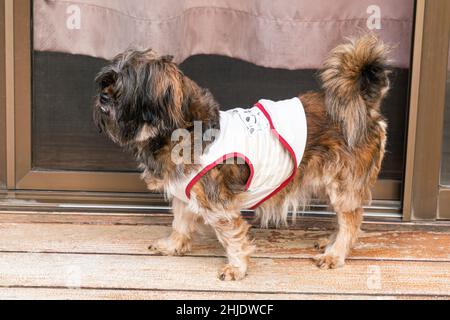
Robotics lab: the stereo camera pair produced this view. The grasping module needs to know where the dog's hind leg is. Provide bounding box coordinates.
[204,211,255,281]
[314,207,363,269]
[149,198,200,256]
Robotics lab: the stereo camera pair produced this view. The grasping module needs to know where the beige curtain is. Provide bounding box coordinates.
[34,0,414,69]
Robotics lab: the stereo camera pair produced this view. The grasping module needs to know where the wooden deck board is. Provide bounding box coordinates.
[0,223,449,262]
[0,288,445,300]
[1,211,449,231]
[0,252,449,296]
[0,212,449,299]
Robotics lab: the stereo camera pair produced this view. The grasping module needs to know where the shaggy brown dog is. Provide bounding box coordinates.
[94,35,390,281]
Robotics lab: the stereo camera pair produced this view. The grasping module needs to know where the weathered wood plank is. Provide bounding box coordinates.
[1,211,450,232]
[0,212,174,226]
[0,253,448,296]
[0,223,449,262]
[0,288,445,300]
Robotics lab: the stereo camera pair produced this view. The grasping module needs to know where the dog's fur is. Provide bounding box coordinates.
[94,35,390,281]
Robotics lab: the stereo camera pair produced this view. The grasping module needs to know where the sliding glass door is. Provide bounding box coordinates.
[4,0,421,215]
[0,0,6,190]
[438,41,450,219]
[403,0,450,220]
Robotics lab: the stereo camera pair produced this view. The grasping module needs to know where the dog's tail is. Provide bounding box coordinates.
[320,34,390,147]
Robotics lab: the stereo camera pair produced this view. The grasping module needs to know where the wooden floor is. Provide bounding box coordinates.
[0,211,449,300]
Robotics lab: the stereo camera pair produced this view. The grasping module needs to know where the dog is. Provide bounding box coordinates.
[94,35,390,281]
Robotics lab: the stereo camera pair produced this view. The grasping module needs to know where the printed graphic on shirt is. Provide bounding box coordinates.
[233,108,269,136]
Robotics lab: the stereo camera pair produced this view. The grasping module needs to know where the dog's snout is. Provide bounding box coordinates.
[99,104,110,116]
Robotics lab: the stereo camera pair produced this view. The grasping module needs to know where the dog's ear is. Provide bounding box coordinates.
[138,60,185,129]
[114,52,186,138]
[99,49,180,142]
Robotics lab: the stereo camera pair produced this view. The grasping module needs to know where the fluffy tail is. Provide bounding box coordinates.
[320,34,390,147]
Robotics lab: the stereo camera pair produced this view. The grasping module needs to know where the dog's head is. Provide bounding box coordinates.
[93,49,187,147]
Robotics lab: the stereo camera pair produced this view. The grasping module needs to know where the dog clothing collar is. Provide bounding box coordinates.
[169,97,307,210]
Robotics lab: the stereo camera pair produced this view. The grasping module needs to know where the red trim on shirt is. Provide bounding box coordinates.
[185,153,255,200]
[249,103,299,210]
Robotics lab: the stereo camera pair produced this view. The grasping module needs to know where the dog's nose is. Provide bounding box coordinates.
[99,105,110,116]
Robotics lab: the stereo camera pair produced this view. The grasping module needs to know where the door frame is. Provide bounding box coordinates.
[0,0,6,189]
[402,0,450,220]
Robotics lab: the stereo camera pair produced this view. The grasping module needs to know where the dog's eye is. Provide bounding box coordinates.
[100,92,110,104]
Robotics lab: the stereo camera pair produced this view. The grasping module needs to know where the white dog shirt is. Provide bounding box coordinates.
[168,97,308,210]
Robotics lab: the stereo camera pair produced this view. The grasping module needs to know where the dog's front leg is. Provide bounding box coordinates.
[205,212,255,281]
[149,198,199,256]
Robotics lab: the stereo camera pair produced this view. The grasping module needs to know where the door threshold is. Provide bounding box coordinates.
[0,195,402,220]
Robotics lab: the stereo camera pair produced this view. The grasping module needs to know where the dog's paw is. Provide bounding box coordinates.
[148,237,191,256]
[218,265,247,281]
[313,253,345,270]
